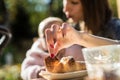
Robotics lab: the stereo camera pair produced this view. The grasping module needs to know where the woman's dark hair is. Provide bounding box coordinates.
[81,0,112,34]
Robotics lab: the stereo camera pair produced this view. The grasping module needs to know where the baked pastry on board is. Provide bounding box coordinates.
[44,56,86,73]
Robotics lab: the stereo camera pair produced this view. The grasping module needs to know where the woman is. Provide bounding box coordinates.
[59,0,120,61]
[63,0,120,39]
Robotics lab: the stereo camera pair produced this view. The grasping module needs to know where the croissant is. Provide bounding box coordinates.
[44,56,86,73]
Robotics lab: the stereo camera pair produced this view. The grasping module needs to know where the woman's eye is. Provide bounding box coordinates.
[71,1,79,5]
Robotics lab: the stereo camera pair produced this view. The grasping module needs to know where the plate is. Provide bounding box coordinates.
[39,70,87,80]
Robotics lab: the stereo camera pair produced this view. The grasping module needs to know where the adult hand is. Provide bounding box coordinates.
[45,23,83,55]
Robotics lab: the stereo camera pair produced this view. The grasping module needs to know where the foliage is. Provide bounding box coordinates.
[109,0,118,17]
[0,64,22,80]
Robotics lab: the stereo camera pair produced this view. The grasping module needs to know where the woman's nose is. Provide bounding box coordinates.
[63,2,70,13]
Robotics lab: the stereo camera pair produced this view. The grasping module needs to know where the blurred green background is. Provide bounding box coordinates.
[0,0,119,80]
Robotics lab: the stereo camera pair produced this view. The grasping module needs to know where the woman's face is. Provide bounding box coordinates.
[63,0,83,23]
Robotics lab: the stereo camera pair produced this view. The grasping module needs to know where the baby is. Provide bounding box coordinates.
[21,17,84,80]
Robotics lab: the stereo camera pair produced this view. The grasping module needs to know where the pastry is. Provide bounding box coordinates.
[44,56,86,73]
